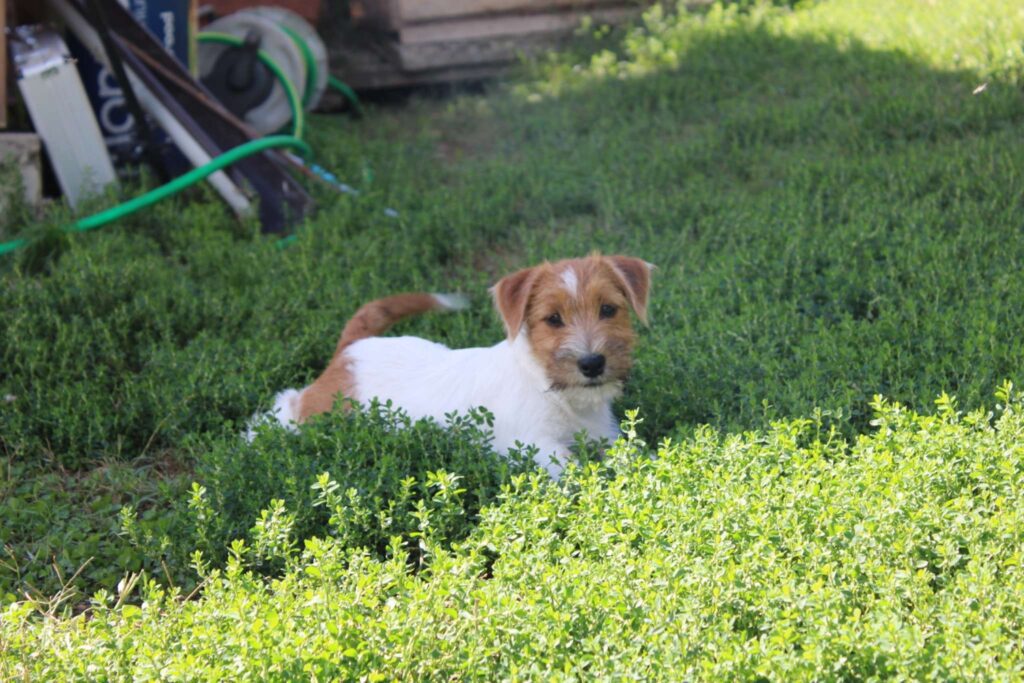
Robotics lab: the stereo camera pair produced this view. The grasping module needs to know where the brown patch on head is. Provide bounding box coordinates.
[493,253,653,390]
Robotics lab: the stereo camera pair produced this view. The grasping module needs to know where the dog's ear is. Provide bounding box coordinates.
[490,266,539,339]
[606,255,654,325]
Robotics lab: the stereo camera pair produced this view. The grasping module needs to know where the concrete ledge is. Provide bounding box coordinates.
[0,132,43,211]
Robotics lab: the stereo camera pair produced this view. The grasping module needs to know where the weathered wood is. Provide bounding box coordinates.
[348,0,398,32]
[328,24,524,88]
[397,0,632,26]
[393,30,573,72]
[398,6,636,44]
[338,60,506,90]
[330,0,658,89]
[203,0,321,23]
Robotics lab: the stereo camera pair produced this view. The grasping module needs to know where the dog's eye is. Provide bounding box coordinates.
[545,313,564,327]
[599,304,618,319]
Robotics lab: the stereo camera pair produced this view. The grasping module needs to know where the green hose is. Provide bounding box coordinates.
[0,237,26,256]
[0,136,310,257]
[276,23,318,109]
[328,75,363,115]
[266,21,361,114]
[197,32,305,139]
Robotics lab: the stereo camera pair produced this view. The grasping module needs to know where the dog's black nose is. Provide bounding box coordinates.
[577,353,606,378]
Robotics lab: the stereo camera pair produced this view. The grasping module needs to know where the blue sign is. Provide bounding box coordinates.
[68,0,192,161]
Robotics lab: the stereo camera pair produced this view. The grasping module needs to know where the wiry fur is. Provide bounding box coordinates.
[251,254,653,477]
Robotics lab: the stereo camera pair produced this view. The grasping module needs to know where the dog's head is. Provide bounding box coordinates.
[491,254,653,392]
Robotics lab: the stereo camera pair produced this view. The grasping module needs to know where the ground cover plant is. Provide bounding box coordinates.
[3,0,1024,677]
[6,399,1024,679]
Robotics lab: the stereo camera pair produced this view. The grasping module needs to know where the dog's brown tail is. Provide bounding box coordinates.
[333,292,468,359]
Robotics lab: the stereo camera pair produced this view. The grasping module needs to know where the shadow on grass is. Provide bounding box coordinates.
[433,21,1024,440]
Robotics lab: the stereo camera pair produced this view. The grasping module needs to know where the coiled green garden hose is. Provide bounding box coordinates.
[201,25,361,127]
[328,75,363,115]
[257,21,363,114]
[275,23,319,109]
[196,31,306,139]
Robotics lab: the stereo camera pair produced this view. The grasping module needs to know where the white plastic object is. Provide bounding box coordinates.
[10,25,117,208]
[248,6,329,111]
[198,11,306,134]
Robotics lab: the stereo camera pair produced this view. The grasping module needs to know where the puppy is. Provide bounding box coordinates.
[259,254,652,477]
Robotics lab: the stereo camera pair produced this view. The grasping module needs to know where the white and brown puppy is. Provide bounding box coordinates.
[258,254,653,477]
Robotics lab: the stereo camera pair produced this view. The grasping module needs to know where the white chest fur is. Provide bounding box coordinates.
[344,335,621,477]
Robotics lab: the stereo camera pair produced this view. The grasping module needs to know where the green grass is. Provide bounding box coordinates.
[3,0,1024,676]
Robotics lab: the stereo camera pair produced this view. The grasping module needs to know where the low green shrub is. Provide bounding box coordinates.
[5,394,1024,679]
[118,402,534,584]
